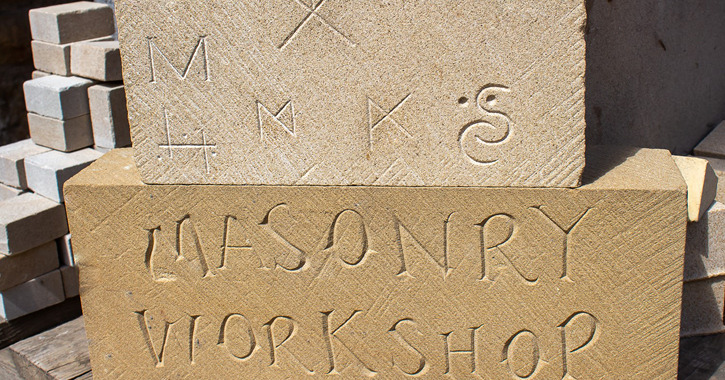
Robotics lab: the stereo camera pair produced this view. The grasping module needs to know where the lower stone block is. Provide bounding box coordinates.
[65,147,687,379]
[0,241,59,292]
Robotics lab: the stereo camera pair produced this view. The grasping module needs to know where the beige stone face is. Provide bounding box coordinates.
[673,156,718,222]
[115,0,586,187]
[65,147,685,379]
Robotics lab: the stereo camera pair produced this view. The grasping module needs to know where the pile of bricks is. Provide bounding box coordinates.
[680,121,725,337]
[0,1,128,323]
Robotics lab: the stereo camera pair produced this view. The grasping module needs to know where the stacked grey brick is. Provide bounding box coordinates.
[0,1,124,322]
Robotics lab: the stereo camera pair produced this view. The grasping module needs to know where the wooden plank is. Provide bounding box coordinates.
[0,296,82,349]
[0,348,23,380]
[679,333,725,380]
[10,317,91,380]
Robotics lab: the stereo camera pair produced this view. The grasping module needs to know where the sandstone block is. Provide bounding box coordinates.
[88,83,131,149]
[681,276,725,338]
[0,241,59,292]
[31,40,71,76]
[60,266,79,298]
[24,149,103,203]
[673,156,718,222]
[31,71,51,80]
[685,202,725,281]
[0,193,68,255]
[0,270,64,321]
[695,121,725,159]
[29,2,114,45]
[65,147,687,379]
[0,185,23,202]
[116,0,586,187]
[71,40,122,81]
[57,234,74,267]
[23,76,93,120]
[703,156,725,203]
[28,113,94,152]
[0,140,51,189]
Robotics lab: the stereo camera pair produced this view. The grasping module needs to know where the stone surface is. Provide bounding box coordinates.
[71,40,122,81]
[24,149,103,203]
[31,71,51,80]
[0,139,51,189]
[29,2,115,45]
[585,1,725,155]
[686,202,725,282]
[60,266,79,298]
[696,121,725,160]
[28,113,94,152]
[65,146,687,379]
[0,270,64,321]
[23,75,93,120]
[31,40,71,76]
[89,83,131,149]
[116,0,586,187]
[703,157,725,204]
[0,241,59,292]
[0,193,68,255]
[0,185,23,202]
[57,234,74,267]
[681,276,725,338]
[674,156,719,222]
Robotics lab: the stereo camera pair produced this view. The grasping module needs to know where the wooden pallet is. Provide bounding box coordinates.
[0,296,82,349]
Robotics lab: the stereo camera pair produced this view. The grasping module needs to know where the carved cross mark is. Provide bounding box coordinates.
[279,0,356,50]
[368,94,413,151]
[159,109,218,174]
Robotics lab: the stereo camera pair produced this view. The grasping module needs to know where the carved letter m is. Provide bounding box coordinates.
[148,36,210,83]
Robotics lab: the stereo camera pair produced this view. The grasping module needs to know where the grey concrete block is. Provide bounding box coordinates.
[28,113,94,152]
[681,276,725,337]
[31,71,51,80]
[71,40,121,81]
[23,75,93,120]
[31,40,71,76]
[29,2,114,44]
[88,83,130,148]
[0,270,64,321]
[24,149,103,203]
[0,185,23,202]
[56,234,73,267]
[60,265,79,298]
[0,193,68,255]
[685,202,725,281]
[0,140,51,189]
[695,121,725,160]
[0,241,59,292]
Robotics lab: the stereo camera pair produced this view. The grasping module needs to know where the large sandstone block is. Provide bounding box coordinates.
[65,147,687,379]
[115,0,586,187]
[29,2,115,45]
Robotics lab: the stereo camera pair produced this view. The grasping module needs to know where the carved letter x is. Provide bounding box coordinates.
[279,0,357,50]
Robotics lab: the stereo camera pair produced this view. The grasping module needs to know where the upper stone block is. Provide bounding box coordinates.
[116,0,587,187]
[29,2,115,45]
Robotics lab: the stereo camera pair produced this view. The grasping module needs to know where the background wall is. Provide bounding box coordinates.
[586,0,725,155]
